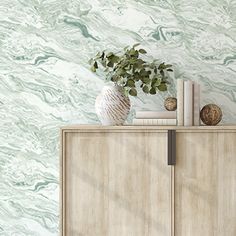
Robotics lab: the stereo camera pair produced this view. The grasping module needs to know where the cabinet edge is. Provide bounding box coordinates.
[60,129,66,236]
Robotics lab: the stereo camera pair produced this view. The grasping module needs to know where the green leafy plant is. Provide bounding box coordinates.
[89,44,173,96]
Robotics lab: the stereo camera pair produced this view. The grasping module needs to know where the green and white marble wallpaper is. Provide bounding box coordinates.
[0,0,236,235]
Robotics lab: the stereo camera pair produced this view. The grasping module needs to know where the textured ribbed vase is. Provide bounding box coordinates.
[95,85,131,125]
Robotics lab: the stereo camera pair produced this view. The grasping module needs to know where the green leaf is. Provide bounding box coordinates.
[106,52,113,58]
[151,77,157,84]
[111,76,119,82]
[140,69,148,76]
[124,88,129,97]
[101,52,105,59]
[136,58,145,64]
[132,63,140,70]
[128,49,139,58]
[110,55,120,63]
[94,61,98,69]
[126,79,135,87]
[125,72,132,78]
[142,77,151,84]
[116,68,126,76]
[139,49,147,54]
[91,65,96,72]
[129,59,137,65]
[133,72,140,80]
[142,85,149,93]
[157,83,167,91]
[164,64,172,69]
[133,43,140,48]
[160,69,165,77]
[158,63,165,70]
[134,50,139,58]
[149,87,156,94]
[107,61,114,67]
[101,59,106,67]
[129,88,137,96]
[129,48,136,55]
[152,78,161,87]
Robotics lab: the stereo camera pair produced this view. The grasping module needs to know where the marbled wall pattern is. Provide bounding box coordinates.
[0,0,236,235]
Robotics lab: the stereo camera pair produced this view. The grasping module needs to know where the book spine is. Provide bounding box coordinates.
[159,119,176,125]
[193,82,200,126]
[184,80,193,126]
[132,119,144,125]
[135,111,176,119]
[177,79,184,126]
[132,119,176,125]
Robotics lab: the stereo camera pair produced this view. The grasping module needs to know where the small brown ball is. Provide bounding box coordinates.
[164,97,177,111]
[200,104,222,126]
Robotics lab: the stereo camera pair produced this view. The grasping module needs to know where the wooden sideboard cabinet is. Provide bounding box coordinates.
[61,126,236,236]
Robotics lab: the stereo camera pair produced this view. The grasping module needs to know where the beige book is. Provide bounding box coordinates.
[133,119,177,125]
[184,80,193,126]
[177,79,184,126]
[193,82,200,126]
[135,111,176,119]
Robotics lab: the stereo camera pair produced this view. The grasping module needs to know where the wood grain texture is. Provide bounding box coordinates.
[174,132,236,236]
[61,130,172,236]
[61,125,236,131]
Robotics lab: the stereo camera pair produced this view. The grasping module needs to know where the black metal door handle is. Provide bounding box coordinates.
[168,130,176,165]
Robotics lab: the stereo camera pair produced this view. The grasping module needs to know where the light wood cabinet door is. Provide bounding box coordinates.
[174,131,236,236]
[61,130,172,236]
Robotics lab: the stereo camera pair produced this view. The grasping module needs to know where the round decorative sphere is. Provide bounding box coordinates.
[200,104,222,126]
[164,97,177,111]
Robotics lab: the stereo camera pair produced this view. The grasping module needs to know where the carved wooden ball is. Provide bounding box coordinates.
[164,97,177,111]
[200,104,222,126]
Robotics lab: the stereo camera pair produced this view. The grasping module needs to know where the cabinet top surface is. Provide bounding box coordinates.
[61,124,236,131]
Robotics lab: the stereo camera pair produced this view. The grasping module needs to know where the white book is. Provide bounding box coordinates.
[136,111,176,119]
[133,119,177,126]
[177,79,184,126]
[193,82,200,126]
[184,80,193,126]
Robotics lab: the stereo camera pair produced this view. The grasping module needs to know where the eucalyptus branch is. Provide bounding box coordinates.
[89,44,173,96]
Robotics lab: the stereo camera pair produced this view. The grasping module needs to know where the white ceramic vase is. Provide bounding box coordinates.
[95,85,131,125]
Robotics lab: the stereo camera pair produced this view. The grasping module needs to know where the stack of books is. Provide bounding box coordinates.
[133,111,177,125]
[177,79,200,126]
